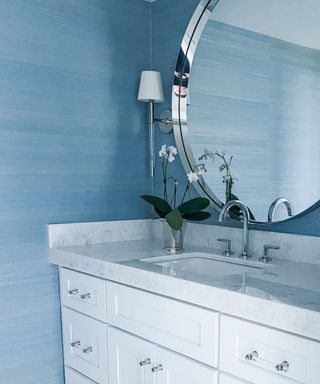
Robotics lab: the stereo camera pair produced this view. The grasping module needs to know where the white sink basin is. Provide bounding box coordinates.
[139,252,264,279]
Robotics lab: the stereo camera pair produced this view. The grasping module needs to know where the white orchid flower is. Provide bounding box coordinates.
[187,171,199,183]
[167,146,177,162]
[167,146,177,155]
[159,144,167,158]
[159,144,177,162]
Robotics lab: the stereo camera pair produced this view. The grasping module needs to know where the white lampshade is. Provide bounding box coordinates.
[138,70,164,103]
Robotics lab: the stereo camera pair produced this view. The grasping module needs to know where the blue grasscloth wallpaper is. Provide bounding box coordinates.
[152,0,320,236]
[0,1,150,383]
[0,0,319,383]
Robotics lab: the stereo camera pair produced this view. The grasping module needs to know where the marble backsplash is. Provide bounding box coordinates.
[48,219,154,248]
[48,219,320,265]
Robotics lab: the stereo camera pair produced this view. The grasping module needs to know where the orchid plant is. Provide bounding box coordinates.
[141,144,211,230]
[192,149,255,220]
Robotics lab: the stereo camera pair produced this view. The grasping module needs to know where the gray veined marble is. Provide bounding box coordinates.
[48,219,320,341]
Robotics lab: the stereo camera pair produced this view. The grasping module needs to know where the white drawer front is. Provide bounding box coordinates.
[106,281,219,367]
[62,308,108,384]
[219,373,250,384]
[220,315,320,384]
[60,268,107,321]
[65,367,97,384]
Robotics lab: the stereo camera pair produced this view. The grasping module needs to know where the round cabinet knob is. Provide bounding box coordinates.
[80,293,91,300]
[245,351,259,361]
[82,346,93,354]
[275,361,289,372]
[139,358,151,366]
[151,364,163,372]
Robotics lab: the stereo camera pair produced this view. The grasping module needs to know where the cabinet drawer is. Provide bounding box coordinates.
[65,367,97,384]
[220,315,320,384]
[62,308,108,384]
[60,268,107,321]
[106,281,219,367]
[219,373,250,384]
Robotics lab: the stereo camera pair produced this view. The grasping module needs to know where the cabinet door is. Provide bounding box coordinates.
[155,347,218,384]
[108,327,156,384]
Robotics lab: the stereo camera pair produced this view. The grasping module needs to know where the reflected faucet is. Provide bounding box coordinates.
[268,197,294,222]
[219,200,251,259]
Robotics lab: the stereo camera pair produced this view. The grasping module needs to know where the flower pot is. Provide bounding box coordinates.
[160,218,187,254]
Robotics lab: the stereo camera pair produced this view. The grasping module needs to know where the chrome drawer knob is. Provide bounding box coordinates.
[68,289,79,295]
[71,340,81,347]
[82,346,93,354]
[275,361,289,372]
[245,351,259,361]
[80,293,91,300]
[151,364,163,372]
[139,358,151,366]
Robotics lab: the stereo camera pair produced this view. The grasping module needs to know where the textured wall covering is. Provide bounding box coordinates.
[151,0,320,236]
[0,1,150,383]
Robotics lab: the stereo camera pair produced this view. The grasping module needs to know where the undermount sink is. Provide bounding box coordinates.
[139,252,264,279]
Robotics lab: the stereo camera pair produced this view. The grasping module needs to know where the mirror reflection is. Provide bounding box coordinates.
[183,0,320,222]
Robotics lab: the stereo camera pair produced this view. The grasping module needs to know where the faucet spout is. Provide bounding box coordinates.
[219,200,251,259]
[268,197,294,222]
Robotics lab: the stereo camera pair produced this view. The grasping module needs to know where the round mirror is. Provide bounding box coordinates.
[172,0,320,223]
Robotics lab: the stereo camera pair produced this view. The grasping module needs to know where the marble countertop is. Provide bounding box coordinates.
[49,237,320,342]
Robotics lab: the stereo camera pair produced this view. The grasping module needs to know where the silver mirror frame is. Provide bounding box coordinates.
[171,0,320,224]
[172,0,224,213]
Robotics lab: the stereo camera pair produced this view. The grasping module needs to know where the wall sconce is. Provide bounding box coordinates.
[138,70,173,177]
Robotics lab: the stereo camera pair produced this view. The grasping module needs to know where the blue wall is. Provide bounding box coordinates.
[151,0,320,236]
[0,1,150,383]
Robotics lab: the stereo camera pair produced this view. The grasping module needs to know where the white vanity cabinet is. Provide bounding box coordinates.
[108,327,218,384]
[59,267,320,384]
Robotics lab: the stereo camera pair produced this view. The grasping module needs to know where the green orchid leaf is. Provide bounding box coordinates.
[182,211,211,221]
[154,207,166,218]
[140,195,172,216]
[230,193,239,200]
[165,208,183,230]
[178,197,210,215]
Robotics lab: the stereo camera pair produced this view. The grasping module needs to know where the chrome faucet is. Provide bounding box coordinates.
[219,200,251,259]
[268,197,294,222]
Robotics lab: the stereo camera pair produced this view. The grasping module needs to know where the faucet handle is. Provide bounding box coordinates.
[259,245,280,263]
[217,238,234,257]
